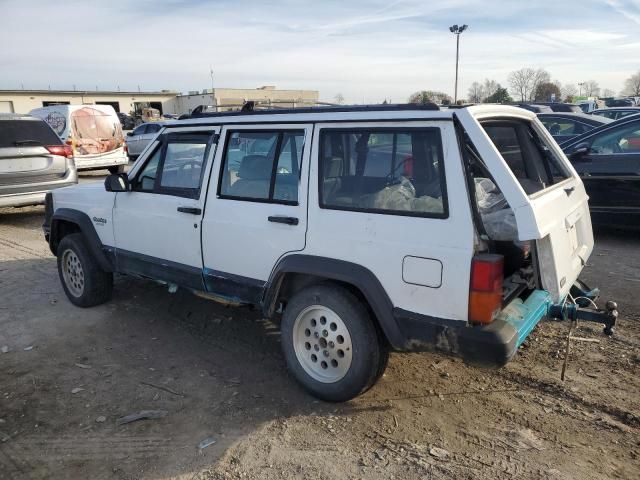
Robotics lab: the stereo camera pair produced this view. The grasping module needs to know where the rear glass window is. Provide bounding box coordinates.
[319,128,447,217]
[0,119,61,148]
[483,120,570,195]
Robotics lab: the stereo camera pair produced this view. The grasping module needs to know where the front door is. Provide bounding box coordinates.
[571,118,640,221]
[201,124,312,302]
[113,126,220,290]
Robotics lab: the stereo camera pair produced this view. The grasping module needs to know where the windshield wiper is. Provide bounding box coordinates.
[14,139,43,146]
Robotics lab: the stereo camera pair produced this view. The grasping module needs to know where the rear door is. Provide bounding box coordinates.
[201,124,311,299]
[0,119,67,184]
[456,106,593,302]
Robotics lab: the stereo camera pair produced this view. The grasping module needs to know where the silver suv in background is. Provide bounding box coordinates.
[0,114,77,208]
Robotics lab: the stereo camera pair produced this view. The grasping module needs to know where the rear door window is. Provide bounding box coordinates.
[483,120,570,194]
[0,119,61,147]
[319,128,447,217]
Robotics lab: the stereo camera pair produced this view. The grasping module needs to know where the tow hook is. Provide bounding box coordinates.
[548,300,618,335]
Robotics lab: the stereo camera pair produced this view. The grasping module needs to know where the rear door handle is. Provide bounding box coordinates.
[268,216,299,225]
[177,206,202,215]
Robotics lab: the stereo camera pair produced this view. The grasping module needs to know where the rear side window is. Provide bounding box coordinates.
[0,119,61,147]
[319,128,447,217]
[218,130,305,204]
[483,120,570,195]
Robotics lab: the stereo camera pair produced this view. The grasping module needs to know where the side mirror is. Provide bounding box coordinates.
[569,142,590,161]
[104,173,130,192]
[126,131,133,137]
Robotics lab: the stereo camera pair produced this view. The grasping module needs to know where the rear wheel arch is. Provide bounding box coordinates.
[264,255,404,349]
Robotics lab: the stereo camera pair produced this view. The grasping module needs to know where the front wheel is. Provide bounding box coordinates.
[108,165,126,174]
[281,284,386,402]
[57,233,113,307]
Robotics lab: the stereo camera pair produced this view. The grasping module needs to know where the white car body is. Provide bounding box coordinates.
[44,104,597,396]
[29,104,128,170]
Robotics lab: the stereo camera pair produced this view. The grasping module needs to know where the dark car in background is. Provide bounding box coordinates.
[0,114,77,208]
[536,102,584,113]
[590,107,640,121]
[538,112,612,144]
[561,115,640,228]
[117,112,135,130]
[513,103,553,113]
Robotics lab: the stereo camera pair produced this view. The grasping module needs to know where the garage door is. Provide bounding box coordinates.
[0,101,14,113]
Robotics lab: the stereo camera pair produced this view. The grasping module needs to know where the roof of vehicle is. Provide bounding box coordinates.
[559,111,640,149]
[167,103,537,128]
[537,112,613,124]
[0,113,42,121]
[592,107,640,111]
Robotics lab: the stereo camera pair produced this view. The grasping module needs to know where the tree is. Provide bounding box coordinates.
[561,84,578,102]
[622,71,640,96]
[334,93,345,105]
[508,68,550,101]
[408,90,452,105]
[467,82,483,103]
[485,87,512,104]
[601,88,615,98]
[583,80,600,97]
[534,82,561,102]
[482,79,499,100]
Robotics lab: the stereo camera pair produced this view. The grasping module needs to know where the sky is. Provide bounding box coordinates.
[1,0,639,103]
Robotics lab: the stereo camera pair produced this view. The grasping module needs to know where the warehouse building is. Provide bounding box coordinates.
[0,86,319,116]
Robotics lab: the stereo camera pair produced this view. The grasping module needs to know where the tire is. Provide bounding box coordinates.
[281,283,385,402]
[57,233,113,307]
[108,165,126,174]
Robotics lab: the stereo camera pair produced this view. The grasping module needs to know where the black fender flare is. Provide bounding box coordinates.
[50,208,113,272]
[263,254,406,349]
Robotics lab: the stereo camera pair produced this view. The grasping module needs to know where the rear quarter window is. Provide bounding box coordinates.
[0,119,61,148]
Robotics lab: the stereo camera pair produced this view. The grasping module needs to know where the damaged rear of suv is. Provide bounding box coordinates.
[43,104,617,402]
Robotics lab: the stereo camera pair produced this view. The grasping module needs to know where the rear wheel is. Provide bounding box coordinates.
[57,233,113,307]
[281,284,385,402]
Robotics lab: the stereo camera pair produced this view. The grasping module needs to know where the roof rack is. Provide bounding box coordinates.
[180,102,440,119]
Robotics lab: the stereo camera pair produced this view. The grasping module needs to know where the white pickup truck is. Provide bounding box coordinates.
[43,104,617,401]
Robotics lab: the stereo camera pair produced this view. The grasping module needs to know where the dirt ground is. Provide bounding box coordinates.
[1,173,639,480]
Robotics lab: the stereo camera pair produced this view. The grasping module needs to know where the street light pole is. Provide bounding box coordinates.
[578,82,585,97]
[449,24,468,104]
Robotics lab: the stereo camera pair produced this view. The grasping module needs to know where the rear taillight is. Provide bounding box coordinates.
[46,144,73,158]
[468,254,504,325]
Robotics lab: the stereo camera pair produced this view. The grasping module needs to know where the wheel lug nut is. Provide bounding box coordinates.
[323,350,329,357]
[314,332,319,338]
[322,330,328,337]
[329,341,335,348]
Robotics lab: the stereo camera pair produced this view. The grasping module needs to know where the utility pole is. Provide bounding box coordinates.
[210,66,215,111]
[578,82,585,97]
[449,24,468,104]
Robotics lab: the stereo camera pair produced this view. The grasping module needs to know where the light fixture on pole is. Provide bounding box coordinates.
[578,82,585,97]
[449,24,468,104]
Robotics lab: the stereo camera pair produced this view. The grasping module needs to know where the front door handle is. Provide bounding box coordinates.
[177,206,202,215]
[268,216,299,225]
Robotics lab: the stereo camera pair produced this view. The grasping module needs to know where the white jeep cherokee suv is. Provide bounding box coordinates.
[43,104,617,401]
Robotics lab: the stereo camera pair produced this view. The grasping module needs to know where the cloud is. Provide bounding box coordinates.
[0,0,638,102]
